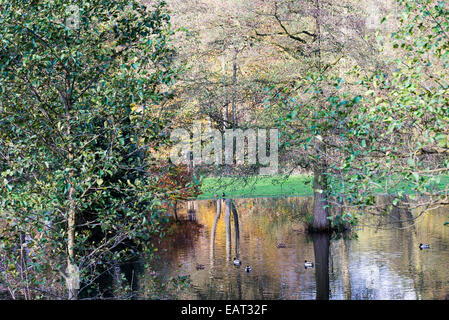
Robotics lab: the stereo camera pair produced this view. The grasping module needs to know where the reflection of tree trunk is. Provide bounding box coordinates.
[340,240,351,300]
[231,202,240,257]
[408,219,421,299]
[402,198,421,299]
[225,199,232,260]
[236,268,242,299]
[187,201,196,221]
[312,233,330,300]
[210,199,222,266]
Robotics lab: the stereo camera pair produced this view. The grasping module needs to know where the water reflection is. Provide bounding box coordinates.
[210,199,221,267]
[225,199,232,260]
[312,233,330,300]
[231,200,240,260]
[140,197,449,300]
[187,201,197,221]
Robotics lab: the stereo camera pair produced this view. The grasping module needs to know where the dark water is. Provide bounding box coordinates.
[139,197,449,300]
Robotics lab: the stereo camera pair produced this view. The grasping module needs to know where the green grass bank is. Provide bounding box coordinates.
[197,174,449,200]
[197,175,314,200]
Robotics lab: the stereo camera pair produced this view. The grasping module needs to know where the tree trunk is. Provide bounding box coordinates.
[66,159,79,299]
[311,0,328,232]
[231,49,238,128]
[62,91,78,300]
[315,0,322,71]
[174,201,179,222]
[312,167,330,232]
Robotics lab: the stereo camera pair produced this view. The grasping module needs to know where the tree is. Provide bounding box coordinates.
[258,0,385,231]
[166,0,279,131]
[342,0,449,220]
[166,0,389,231]
[0,0,179,299]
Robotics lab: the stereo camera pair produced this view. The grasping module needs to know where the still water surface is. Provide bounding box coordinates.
[142,197,449,300]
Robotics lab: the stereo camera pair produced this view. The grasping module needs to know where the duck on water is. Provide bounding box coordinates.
[304,260,314,268]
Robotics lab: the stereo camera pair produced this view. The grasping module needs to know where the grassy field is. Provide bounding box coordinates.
[197,175,314,200]
[197,174,449,200]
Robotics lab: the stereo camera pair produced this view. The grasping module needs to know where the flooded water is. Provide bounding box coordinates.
[139,197,449,300]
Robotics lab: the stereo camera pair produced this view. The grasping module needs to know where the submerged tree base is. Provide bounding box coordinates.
[307,219,352,234]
